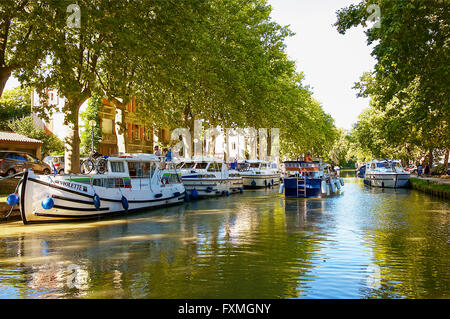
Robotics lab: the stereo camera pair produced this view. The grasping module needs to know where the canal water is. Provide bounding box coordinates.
[0,176,448,299]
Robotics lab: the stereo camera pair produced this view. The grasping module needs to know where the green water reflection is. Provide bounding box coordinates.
[0,178,448,298]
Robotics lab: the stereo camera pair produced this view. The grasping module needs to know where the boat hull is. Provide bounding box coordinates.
[364,173,410,188]
[182,178,233,198]
[18,171,185,224]
[241,174,280,188]
[283,177,343,198]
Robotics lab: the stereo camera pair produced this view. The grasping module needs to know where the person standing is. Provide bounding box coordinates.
[154,145,161,157]
[166,147,172,161]
[417,163,423,177]
[424,164,430,176]
[305,152,312,161]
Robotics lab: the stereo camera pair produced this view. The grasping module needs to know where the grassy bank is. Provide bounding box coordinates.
[409,178,450,200]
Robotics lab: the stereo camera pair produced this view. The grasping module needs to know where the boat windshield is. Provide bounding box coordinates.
[195,162,208,169]
[181,162,195,169]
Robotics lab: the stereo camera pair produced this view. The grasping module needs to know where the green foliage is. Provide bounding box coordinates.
[0,1,51,97]
[335,0,449,164]
[7,0,339,169]
[0,87,31,130]
[80,94,103,156]
[8,115,64,157]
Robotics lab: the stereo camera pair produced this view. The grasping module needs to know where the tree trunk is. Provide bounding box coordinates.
[64,113,81,174]
[64,93,90,174]
[0,67,13,98]
[114,106,128,153]
[428,148,434,173]
[444,147,449,174]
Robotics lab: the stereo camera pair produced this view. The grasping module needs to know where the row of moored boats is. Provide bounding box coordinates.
[9,154,409,225]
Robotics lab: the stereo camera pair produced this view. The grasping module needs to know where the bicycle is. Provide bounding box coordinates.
[80,151,108,174]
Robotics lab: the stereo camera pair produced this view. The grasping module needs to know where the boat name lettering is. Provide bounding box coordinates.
[55,180,88,192]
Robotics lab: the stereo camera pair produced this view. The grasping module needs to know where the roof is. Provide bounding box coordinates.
[0,131,43,144]
[186,157,223,163]
[110,153,159,162]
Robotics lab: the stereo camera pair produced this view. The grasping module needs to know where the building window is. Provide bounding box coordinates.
[133,124,138,139]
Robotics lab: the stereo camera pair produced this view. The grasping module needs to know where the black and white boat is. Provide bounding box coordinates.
[363,159,410,188]
[17,153,185,224]
[237,160,280,188]
[178,158,243,198]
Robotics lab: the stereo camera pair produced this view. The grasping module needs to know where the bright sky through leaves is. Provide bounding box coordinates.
[268,0,376,130]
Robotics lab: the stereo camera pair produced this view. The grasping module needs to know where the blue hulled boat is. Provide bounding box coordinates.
[280,159,344,198]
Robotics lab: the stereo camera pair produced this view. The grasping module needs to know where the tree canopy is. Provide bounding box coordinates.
[4,0,338,171]
[335,0,449,169]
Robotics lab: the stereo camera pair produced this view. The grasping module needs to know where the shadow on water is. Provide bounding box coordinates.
[0,179,448,298]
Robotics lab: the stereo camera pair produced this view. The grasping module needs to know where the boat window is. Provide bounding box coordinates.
[182,162,195,169]
[115,178,125,188]
[128,161,153,178]
[123,178,131,188]
[110,161,125,173]
[195,162,208,169]
[207,162,219,172]
[176,162,184,169]
[169,173,181,183]
[93,178,103,187]
[371,163,376,169]
[104,179,116,188]
[250,163,260,168]
[161,174,170,184]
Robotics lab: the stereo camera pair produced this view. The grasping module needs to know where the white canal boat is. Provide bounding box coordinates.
[17,153,185,224]
[237,160,280,188]
[364,159,410,188]
[178,158,243,198]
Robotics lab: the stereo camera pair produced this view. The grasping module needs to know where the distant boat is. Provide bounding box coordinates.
[177,157,243,198]
[363,159,410,188]
[237,159,280,188]
[281,159,344,198]
[18,153,185,224]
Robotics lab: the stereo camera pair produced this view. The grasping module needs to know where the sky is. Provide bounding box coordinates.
[268,0,377,130]
[5,0,376,130]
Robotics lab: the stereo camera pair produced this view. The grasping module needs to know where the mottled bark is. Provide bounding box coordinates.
[444,148,449,173]
[0,67,12,98]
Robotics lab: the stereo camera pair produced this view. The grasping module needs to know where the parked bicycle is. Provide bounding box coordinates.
[80,151,108,174]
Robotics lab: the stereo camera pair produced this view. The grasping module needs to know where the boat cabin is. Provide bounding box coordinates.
[70,153,182,188]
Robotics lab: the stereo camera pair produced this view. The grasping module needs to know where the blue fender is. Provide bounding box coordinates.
[251,180,256,187]
[41,197,54,210]
[6,193,19,206]
[239,187,244,194]
[93,194,101,209]
[191,189,199,199]
[184,191,190,202]
[121,196,129,211]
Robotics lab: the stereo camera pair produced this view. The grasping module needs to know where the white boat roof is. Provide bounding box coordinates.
[183,157,223,163]
[238,159,271,164]
[109,153,160,162]
[369,159,401,163]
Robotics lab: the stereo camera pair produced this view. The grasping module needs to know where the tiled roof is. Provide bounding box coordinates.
[0,131,43,144]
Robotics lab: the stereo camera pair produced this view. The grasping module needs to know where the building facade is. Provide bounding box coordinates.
[31,90,171,156]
